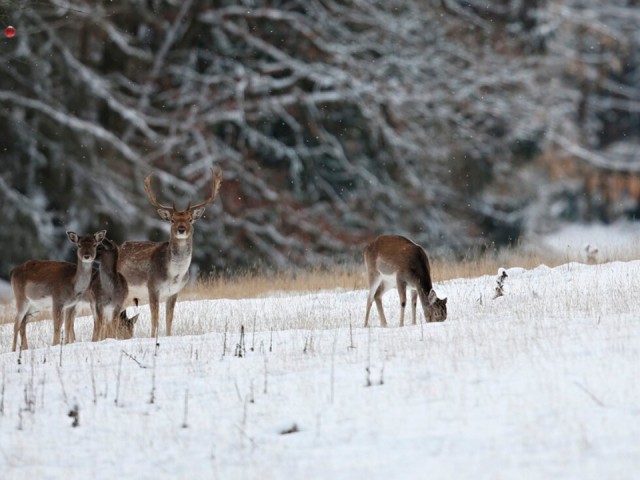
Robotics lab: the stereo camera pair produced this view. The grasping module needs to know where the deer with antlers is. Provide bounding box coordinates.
[118,168,222,338]
[10,230,106,351]
[364,235,447,327]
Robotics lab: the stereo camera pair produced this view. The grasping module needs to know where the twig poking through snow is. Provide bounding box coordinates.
[331,333,337,403]
[181,389,189,429]
[222,320,228,358]
[263,354,269,395]
[251,315,256,352]
[348,322,356,349]
[235,325,246,358]
[114,352,123,406]
[574,381,606,407]
[90,352,97,404]
[303,333,314,354]
[365,328,372,387]
[55,363,69,406]
[121,350,151,369]
[149,354,157,405]
[280,423,300,435]
[154,328,160,357]
[59,331,64,367]
[0,366,4,416]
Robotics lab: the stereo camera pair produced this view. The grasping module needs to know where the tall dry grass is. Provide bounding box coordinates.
[182,245,566,301]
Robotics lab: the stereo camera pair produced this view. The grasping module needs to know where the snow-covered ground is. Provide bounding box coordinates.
[0,260,639,479]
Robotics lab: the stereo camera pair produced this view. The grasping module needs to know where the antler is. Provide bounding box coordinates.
[144,173,174,212]
[189,168,223,212]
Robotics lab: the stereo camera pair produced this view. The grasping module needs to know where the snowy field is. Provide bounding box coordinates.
[0,259,639,479]
[535,221,640,262]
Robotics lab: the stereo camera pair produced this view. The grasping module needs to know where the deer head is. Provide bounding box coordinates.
[426,289,447,322]
[144,168,222,240]
[117,310,139,340]
[96,237,117,257]
[67,230,106,263]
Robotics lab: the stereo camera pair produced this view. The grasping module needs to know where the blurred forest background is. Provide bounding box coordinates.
[2,0,640,278]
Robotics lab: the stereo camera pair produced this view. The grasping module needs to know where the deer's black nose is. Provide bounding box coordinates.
[178,226,186,234]
[83,254,92,260]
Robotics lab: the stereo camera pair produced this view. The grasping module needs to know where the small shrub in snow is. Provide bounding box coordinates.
[68,404,79,428]
[493,268,509,299]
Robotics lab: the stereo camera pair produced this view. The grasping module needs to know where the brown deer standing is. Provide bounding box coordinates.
[85,237,138,341]
[118,168,222,338]
[364,235,447,327]
[10,230,106,351]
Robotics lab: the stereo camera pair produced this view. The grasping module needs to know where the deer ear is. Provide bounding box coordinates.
[191,206,206,221]
[130,314,139,325]
[95,230,107,243]
[67,231,79,244]
[428,289,438,305]
[157,209,172,222]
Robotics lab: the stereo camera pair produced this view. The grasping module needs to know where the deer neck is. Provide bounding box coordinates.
[99,256,118,291]
[420,277,433,295]
[417,277,433,303]
[73,260,94,294]
[168,235,193,269]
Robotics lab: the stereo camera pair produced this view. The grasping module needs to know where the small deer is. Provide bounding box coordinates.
[363,235,447,327]
[10,230,106,351]
[85,237,137,341]
[118,168,222,338]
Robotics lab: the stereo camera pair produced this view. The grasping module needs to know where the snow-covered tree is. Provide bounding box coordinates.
[1,0,639,277]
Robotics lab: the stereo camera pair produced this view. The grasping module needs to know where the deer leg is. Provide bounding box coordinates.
[102,308,116,339]
[165,294,178,336]
[64,306,77,344]
[364,277,382,327]
[110,302,124,339]
[12,302,30,352]
[397,280,407,327]
[149,289,160,338]
[20,318,27,350]
[95,305,115,340]
[364,296,374,328]
[52,304,64,345]
[373,283,388,327]
[411,290,418,325]
[91,303,104,341]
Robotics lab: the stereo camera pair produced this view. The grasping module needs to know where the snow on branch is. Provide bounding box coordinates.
[0,91,143,167]
[555,136,640,173]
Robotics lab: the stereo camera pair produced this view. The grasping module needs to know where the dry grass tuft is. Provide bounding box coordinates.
[433,246,565,282]
[182,266,364,301]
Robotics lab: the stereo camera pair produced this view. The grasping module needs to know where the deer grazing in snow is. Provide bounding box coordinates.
[85,237,138,342]
[118,168,222,338]
[10,230,106,352]
[107,309,139,340]
[364,235,447,327]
